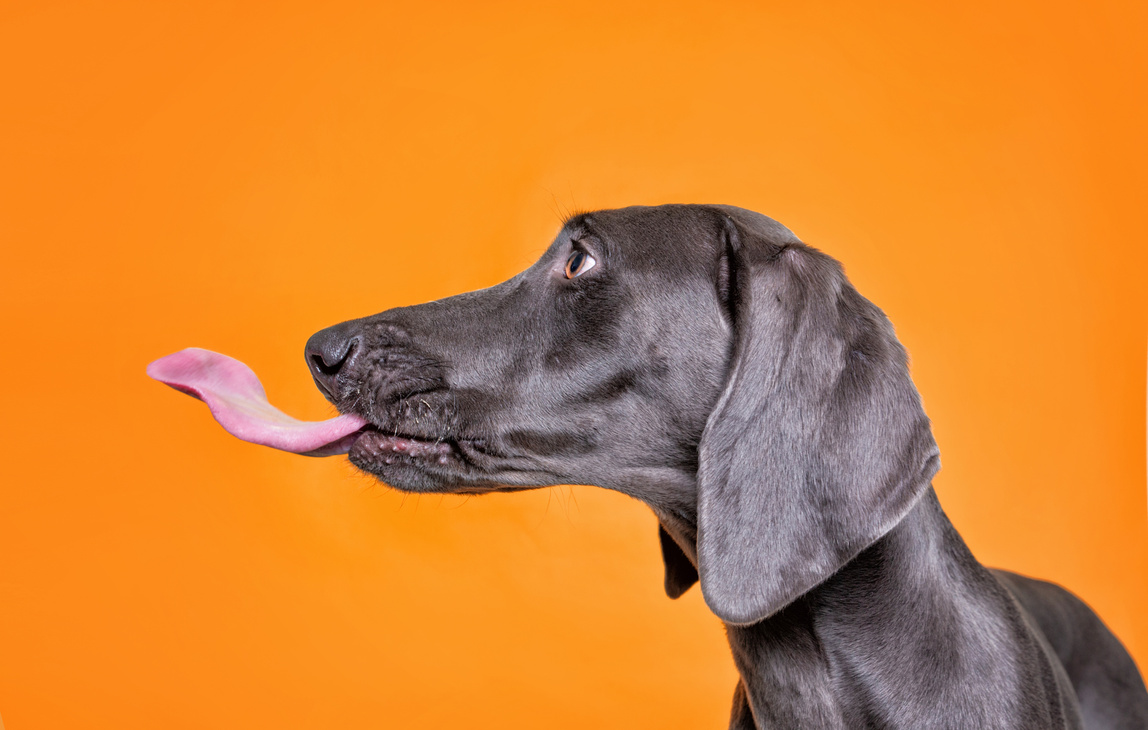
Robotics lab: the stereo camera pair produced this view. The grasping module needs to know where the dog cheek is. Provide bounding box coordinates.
[500,428,596,458]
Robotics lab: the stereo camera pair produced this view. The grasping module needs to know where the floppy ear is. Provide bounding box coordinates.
[696,214,940,625]
[659,522,699,599]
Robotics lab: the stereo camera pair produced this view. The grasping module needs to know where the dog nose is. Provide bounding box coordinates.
[305,324,360,401]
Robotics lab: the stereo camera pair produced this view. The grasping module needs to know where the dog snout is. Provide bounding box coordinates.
[305,323,361,402]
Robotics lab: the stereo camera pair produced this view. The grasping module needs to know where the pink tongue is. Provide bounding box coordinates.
[147,348,368,457]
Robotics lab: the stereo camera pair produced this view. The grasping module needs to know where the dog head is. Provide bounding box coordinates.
[307,204,939,624]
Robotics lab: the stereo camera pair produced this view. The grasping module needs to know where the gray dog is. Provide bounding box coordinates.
[305,204,1148,728]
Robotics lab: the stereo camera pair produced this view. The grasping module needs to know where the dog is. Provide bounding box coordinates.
[305,204,1148,728]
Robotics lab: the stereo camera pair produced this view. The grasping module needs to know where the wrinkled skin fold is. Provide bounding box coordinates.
[308,205,1148,729]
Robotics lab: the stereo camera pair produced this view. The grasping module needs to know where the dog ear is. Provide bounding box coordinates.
[696,213,940,626]
[659,522,699,599]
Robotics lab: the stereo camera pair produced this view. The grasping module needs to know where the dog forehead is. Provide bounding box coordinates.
[554,205,726,279]
[538,205,804,293]
[565,204,801,255]
[579,204,720,246]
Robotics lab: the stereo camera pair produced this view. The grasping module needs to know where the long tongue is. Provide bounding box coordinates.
[147,347,368,457]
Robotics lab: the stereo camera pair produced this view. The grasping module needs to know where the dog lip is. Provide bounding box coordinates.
[347,420,450,445]
[342,414,505,475]
[348,428,461,471]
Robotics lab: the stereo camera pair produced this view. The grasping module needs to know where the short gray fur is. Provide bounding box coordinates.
[306,204,1148,728]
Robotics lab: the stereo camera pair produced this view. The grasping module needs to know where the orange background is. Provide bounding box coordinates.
[1,1,1146,727]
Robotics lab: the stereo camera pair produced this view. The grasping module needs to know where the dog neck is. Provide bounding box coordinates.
[660,488,1063,727]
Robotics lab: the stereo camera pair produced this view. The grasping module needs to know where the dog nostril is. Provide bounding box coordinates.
[311,348,351,377]
[315,338,356,372]
[305,328,361,400]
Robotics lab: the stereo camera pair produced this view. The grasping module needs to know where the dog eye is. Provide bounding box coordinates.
[564,251,597,279]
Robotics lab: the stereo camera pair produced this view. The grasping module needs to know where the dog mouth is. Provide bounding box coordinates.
[146,348,503,489]
[341,413,538,491]
[347,426,462,471]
